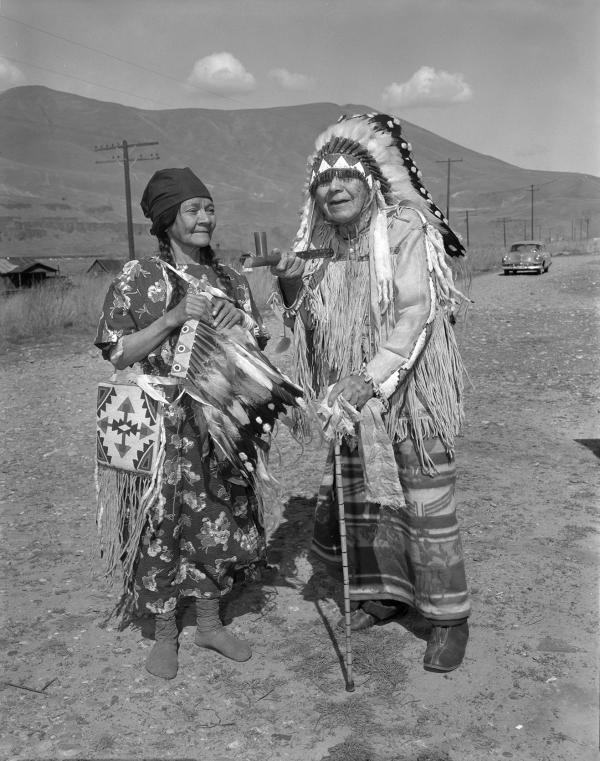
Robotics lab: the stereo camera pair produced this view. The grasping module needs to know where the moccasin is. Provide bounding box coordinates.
[423,621,469,672]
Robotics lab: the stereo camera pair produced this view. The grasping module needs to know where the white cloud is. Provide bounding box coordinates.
[268,68,314,91]
[382,66,473,108]
[0,58,26,87]
[186,52,255,95]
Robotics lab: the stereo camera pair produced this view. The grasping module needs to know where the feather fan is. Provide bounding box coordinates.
[171,318,305,487]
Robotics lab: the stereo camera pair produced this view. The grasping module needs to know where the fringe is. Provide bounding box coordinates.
[95,420,166,593]
[288,202,467,472]
[384,311,465,471]
[253,447,284,539]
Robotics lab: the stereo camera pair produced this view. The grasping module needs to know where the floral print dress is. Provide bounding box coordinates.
[95,257,267,616]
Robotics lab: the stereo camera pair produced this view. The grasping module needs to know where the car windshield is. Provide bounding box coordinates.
[510,244,543,253]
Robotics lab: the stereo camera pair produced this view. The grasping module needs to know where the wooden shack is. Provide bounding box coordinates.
[0,257,59,290]
[86,258,126,276]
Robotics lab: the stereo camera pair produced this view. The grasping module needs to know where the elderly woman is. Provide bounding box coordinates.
[95,167,275,679]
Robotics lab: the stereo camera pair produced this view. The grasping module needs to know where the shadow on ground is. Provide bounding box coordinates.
[575,438,600,459]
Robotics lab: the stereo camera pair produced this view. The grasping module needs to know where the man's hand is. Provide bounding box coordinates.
[327,375,374,409]
[270,249,305,279]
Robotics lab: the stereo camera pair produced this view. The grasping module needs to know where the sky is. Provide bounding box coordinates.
[0,0,598,176]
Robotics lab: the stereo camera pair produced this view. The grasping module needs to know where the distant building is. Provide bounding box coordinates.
[0,257,59,290]
[86,258,126,276]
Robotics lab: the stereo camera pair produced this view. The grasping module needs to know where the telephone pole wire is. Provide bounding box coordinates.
[530,185,535,239]
[493,217,522,247]
[94,139,160,260]
[464,209,478,247]
[435,158,463,222]
[497,217,513,247]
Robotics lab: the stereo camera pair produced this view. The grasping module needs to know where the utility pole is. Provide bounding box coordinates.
[464,210,477,247]
[495,217,523,246]
[95,139,160,260]
[529,184,536,240]
[435,158,463,222]
[495,217,513,247]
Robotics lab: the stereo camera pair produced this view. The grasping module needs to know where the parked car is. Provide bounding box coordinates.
[502,240,551,275]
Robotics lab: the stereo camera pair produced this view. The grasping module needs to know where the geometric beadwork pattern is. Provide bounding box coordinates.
[96,382,162,475]
[170,319,196,378]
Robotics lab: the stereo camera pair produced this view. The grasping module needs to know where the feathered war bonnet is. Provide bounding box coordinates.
[293,112,466,260]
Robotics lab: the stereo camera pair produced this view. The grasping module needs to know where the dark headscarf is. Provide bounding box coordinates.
[141,167,212,235]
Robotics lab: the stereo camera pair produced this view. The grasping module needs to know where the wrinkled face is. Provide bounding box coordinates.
[168,196,216,251]
[313,175,370,227]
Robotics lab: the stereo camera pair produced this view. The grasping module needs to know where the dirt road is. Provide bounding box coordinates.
[1,253,598,761]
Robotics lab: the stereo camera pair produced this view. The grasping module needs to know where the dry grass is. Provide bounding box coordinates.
[0,243,508,345]
[0,269,277,346]
[0,274,112,344]
[462,243,505,276]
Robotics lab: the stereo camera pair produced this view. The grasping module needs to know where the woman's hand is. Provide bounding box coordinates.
[270,249,305,279]
[166,293,243,331]
[327,375,374,410]
[166,293,212,328]
[211,298,243,330]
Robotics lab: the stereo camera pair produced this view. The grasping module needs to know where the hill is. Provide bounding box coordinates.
[0,85,598,259]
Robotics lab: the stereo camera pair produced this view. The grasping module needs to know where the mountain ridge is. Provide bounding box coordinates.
[0,85,598,258]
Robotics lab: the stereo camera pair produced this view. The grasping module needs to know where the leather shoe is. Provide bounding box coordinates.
[337,607,378,631]
[423,621,469,672]
[337,602,409,631]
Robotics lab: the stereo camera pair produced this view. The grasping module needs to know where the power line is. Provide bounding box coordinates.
[0,11,246,106]
[462,209,480,247]
[0,111,280,190]
[0,53,184,109]
[529,185,538,239]
[493,217,520,247]
[95,140,160,260]
[435,158,462,222]
[476,176,563,198]
[0,112,132,144]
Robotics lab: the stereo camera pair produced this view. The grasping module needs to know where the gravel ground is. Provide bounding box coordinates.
[0,253,598,761]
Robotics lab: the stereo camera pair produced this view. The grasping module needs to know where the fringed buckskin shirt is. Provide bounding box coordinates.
[284,203,465,469]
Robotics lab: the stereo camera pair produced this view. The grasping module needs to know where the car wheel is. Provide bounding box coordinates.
[504,270,510,276]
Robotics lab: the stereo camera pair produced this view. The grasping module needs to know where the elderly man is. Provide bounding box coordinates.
[274,113,471,672]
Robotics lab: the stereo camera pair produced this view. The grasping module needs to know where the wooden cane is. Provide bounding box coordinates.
[334,440,355,692]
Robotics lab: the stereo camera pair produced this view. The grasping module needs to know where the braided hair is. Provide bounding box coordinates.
[152,205,235,309]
